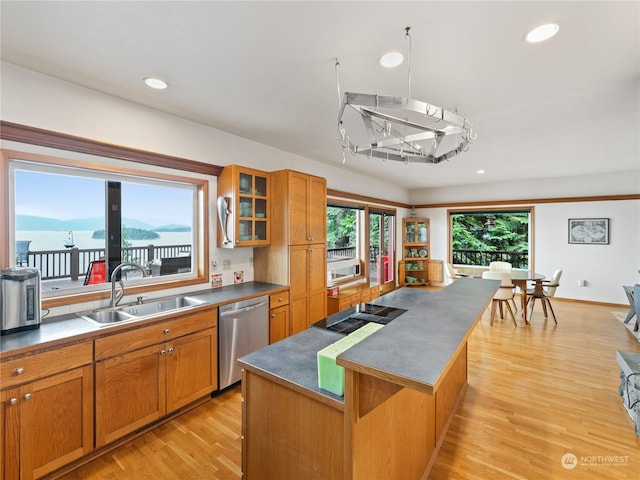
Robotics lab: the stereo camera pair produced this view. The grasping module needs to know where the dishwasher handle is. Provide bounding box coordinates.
[219,300,269,317]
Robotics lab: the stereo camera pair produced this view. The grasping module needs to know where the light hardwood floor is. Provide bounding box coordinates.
[56,298,640,480]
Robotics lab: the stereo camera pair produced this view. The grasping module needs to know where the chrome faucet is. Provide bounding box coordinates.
[109,262,148,308]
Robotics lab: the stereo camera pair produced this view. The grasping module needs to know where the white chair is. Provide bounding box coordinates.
[482,271,517,326]
[489,261,512,272]
[489,261,517,311]
[527,269,562,324]
[445,262,469,282]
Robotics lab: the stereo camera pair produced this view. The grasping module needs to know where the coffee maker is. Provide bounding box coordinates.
[0,267,41,335]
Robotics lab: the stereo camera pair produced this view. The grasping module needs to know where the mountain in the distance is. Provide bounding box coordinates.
[16,215,157,231]
[154,224,191,232]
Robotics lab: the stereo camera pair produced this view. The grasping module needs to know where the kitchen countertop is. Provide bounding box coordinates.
[238,278,498,404]
[0,281,287,357]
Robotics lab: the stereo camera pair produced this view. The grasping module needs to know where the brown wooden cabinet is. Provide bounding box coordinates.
[94,308,217,447]
[399,218,432,286]
[0,342,93,480]
[287,170,327,245]
[326,283,381,315]
[428,259,444,284]
[269,290,290,344]
[254,170,327,333]
[217,165,270,247]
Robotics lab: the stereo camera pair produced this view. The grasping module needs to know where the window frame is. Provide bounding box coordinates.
[327,197,396,287]
[447,206,535,271]
[2,148,209,309]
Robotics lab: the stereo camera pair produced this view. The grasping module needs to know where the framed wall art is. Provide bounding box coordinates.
[568,218,609,244]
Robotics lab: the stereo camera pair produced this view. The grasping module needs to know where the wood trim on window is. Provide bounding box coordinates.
[0,121,223,177]
[2,148,209,309]
[0,151,9,268]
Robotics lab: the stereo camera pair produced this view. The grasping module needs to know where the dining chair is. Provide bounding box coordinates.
[445,263,468,282]
[489,261,518,311]
[526,269,562,324]
[489,261,512,272]
[482,271,518,326]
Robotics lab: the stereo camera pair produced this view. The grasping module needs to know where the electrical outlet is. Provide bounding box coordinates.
[211,258,218,270]
[222,259,231,270]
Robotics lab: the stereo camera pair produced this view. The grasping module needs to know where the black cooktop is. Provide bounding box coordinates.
[313,303,407,335]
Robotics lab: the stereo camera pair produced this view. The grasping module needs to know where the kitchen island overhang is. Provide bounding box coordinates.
[239,278,499,479]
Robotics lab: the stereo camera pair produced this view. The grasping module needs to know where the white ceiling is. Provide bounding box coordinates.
[1,1,639,190]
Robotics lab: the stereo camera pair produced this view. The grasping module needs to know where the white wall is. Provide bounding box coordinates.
[0,62,409,204]
[2,62,638,307]
[410,172,640,204]
[420,199,640,305]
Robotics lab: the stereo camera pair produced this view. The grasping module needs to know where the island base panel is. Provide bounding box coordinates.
[347,375,436,480]
[242,370,344,480]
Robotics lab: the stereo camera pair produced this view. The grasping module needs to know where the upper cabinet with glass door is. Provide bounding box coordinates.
[217,165,270,248]
[402,218,429,259]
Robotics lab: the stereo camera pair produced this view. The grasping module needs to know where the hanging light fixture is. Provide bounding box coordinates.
[336,27,476,164]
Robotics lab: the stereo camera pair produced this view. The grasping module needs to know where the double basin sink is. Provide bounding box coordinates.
[77,295,206,327]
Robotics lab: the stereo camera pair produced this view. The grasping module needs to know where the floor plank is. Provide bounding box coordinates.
[56,298,640,479]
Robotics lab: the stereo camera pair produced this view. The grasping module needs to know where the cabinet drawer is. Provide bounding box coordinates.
[269,290,290,308]
[1,342,93,389]
[95,308,217,361]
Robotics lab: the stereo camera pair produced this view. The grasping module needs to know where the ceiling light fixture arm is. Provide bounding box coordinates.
[335,27,476,165]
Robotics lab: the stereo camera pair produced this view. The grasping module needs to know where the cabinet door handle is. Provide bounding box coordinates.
[9,398,18,405]
[161,349,166,355]
[167,347,174,354]
[163,328,171,335]
[271,313,276,318]
[15,367,24,375]
[23,393,32,401]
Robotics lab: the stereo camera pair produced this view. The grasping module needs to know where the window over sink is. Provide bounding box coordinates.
[2,149,209,308]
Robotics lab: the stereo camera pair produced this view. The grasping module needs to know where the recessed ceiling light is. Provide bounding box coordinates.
[525,23,560,43]
[476,169,486,175]
[143,77,168,90]
[379,51,404,68]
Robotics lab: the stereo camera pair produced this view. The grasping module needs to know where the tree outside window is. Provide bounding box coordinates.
[451,211,530,268]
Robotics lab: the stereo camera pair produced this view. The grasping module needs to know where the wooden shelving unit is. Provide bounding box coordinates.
[399,218,432,286]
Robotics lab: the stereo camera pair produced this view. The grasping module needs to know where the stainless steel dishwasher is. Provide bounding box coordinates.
[218,295,269,389]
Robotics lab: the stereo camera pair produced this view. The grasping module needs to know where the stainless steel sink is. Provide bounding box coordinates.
[78,308,136,326]
[120,296,205,317]
[77,295,206,327]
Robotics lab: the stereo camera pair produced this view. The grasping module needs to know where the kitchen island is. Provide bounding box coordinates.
[238,278,498,479]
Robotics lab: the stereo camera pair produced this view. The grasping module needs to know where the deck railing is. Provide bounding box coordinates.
[22,244,192,281]
[451,249,528,269]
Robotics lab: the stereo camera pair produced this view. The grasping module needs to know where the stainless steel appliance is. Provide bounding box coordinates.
[218,295,269,389]
[313,302,407,335]
[0,267,41,335]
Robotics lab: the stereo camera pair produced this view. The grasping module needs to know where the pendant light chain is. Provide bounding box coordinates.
[405,26,412,99]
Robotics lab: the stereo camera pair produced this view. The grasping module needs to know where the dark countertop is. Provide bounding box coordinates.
[238,278,498,404]
[237,327,347,409]
[0,281,287,357]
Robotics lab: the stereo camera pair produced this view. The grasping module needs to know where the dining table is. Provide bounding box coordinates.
[457,268,545,324]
